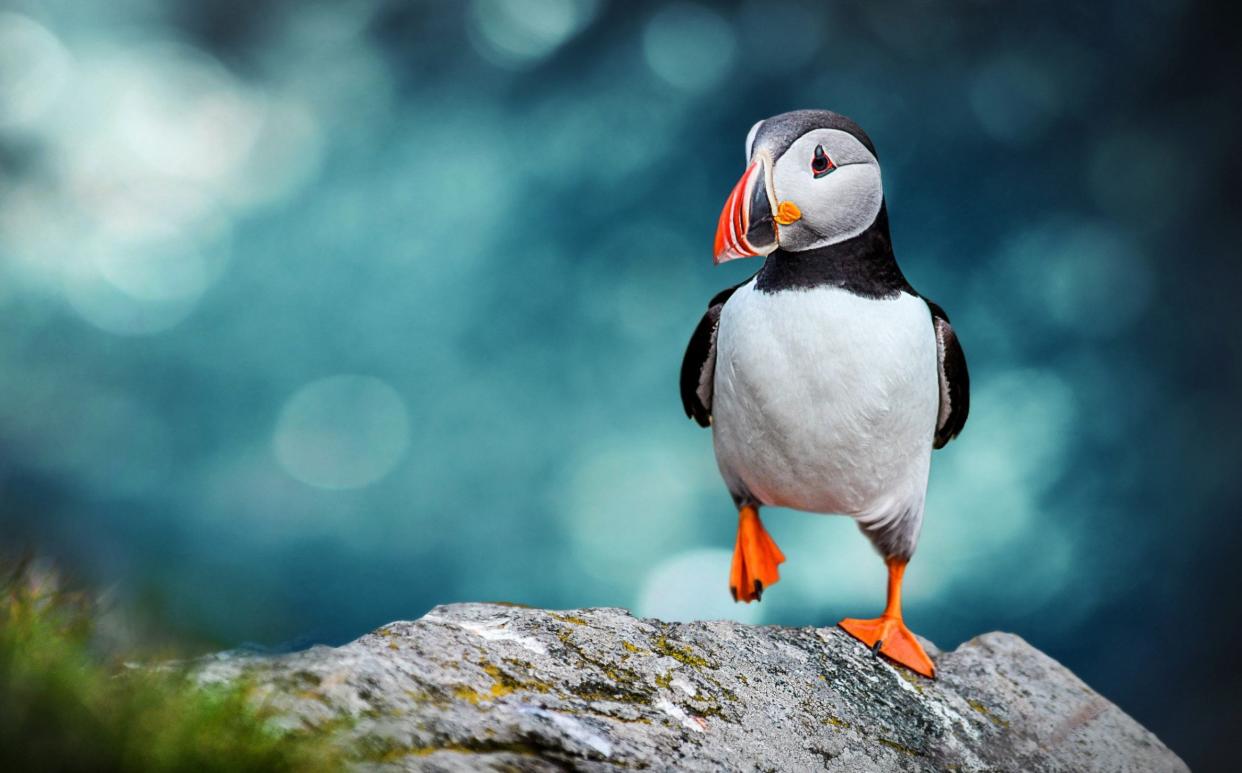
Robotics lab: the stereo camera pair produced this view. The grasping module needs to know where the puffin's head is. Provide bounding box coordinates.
[713,110,884,264]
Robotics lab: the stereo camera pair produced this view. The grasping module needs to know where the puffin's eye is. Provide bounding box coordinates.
[811,145,835,178]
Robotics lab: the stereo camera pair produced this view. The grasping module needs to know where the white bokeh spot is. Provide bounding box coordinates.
[560,432,720,587]
[643,3,737,92]
[274,375,411,490]
[637,548,764,624]
[0,12,73,128]
[469,0,600,70]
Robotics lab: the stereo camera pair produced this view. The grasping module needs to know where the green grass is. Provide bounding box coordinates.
[0,560,344,772]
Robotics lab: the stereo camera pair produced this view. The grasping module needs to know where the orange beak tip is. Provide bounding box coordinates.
[712,161,765,264]
[712,158,783,264]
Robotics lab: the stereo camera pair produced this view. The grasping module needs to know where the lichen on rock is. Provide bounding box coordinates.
[195,604,1186,772]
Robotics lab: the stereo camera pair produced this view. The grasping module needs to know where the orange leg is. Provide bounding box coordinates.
[838,558,936,678]
[729,505,785,603]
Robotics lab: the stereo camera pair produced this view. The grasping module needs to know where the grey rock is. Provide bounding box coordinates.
[195,604,1185,772]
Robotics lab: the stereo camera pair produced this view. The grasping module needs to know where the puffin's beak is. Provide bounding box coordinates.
[713,157,779,264]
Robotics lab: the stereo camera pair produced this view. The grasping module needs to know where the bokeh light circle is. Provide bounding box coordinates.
[560,434,718,586]
[0,12,72,128]
[58,194,233,336]
[61,257,204,336]
[273,375,411,490]
[916,367,1078,608]
[469,0,600,70]
[1088,129,1194,230]
[227,97,324,209]
[636,549,763,624]
[997,219,1152,339]
[970,55,1060,145]
[775,515,889,610]
[736,1,824,74]
[93,222,214,303]
[642,3,737,92]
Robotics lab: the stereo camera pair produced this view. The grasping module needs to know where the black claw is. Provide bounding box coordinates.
[730,586,738,602]
[753,580,763,601]
[870,639,883,658]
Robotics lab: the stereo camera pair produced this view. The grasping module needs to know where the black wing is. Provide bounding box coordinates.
[925,299,970,449]
[680,284,742,428]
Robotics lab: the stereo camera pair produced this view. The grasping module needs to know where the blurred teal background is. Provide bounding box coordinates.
[1,0,1237,766]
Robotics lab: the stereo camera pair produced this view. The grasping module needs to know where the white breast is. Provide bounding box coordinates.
[711,281,939,528]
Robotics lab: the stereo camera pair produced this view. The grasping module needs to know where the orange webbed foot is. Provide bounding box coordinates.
[838,557,936,678]
[729,506,785,603]
[838,615,936,678]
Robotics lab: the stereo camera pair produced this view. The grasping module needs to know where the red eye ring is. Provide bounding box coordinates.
[811,145,835,178]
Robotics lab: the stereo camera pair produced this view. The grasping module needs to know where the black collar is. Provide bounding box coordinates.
[754,203,912,299]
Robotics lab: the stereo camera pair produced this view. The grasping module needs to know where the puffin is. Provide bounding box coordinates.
[679,110,969,678]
